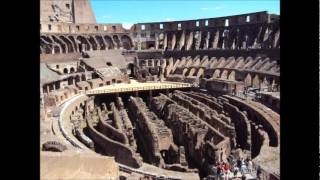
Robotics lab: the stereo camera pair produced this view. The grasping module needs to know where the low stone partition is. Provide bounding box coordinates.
[128,96,178,166]
[171,91,235,140]
[59,94,90,150]
[182,91,223,113]
[86,115,142,168]
[222,102,252,151]
[223,95,279,147]
[164,102,231,172]
[116,97,137,150]
[96,107,128,145]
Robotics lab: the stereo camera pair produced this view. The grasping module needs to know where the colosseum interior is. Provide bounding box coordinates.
[40,0,280,179]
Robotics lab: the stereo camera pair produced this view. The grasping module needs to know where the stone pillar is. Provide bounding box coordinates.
[53,84,56,91]
[46,85,50,93]
[135,91,138,97]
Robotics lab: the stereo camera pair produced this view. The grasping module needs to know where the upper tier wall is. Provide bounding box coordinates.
[41,22,126,34]
[131,11,278,32]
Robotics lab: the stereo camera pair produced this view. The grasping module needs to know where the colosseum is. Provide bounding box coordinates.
[40,1,280,179]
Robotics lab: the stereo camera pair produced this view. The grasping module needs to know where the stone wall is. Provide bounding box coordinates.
[86,114,142,168]
[127,96,178,166]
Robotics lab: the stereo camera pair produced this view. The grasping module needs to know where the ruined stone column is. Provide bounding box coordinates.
[46,85,50,93]
[212,30,219,49]
[134,91,138,97]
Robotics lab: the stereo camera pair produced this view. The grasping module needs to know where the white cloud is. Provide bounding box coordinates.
[122,22,133,30]
[201,7,208,10]
[215,6,223,10]
[164,18,174,21]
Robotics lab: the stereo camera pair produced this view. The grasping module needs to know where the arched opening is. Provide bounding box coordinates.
[213,69,221,78]
[252,74,260,89]
[77,36,90,51]
[55,81,60,90]
[63,68,68,74]
[104,36,114,49]
[121,35,133,50]
[113,35,121,49]
[244,73,252,87]
[81,74,86,81]
[75,75,80,83]
[148,44,155,49]
[127,63,135,78]
[60,36,74,53]
[88,36,98,50]
[52,35,66,53]
[95,35,106,50]
[228,71,235,81]
[68,77,73,85]
[70,67,75,73]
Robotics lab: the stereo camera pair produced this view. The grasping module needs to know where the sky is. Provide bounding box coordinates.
[90,0,280,29]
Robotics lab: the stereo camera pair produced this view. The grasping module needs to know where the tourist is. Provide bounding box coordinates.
[256,165,262,180]
[237,158,241,169]
[241,174,246,180]
[247,159,253,173]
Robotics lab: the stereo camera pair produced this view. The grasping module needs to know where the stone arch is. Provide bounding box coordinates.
[244,73,252,87]
[213,69,221,78]
[252,74,260,88]
[51,35,66,53]
[81,74,86,81]
[228,70,236,81]
[260,76,270,90]
[95,35,106,50]
[196,68,205,78]
[59,36,74,53]
[187,68,196,76]
[220,69,229,79]
[88,36,98,50]
[67,76,73,85]
[70,67,75,73]
[182,68,189,76]
[121,35,133,50]
[113,35,121,49]
[67,36,78,52]
[234,56,245,69]
[243,56,254,69]
[76,36,90,51]
[216,57,226,68]
[75,75,80,83]
[104,35,114,49]
[40,37,52,54]
[224,57,236,68]
[63,68,69,74]
[148,60,153,67]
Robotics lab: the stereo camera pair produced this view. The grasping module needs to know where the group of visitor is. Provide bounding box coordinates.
[211,157,255,180]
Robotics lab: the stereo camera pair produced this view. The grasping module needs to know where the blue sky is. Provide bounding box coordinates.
[91,0,280,29]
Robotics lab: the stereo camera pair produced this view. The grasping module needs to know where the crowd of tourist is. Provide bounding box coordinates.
[210,157,258,180]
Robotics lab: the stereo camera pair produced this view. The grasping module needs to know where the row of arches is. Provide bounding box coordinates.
[43,74,87,93]
[40,34,133,54]
[157,23,280,51]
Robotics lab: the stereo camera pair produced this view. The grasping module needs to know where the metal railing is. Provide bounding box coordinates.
[85,83,192,95]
